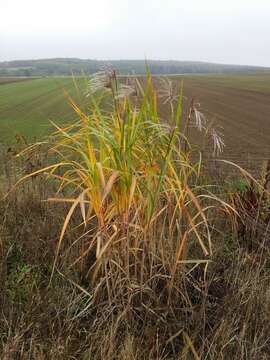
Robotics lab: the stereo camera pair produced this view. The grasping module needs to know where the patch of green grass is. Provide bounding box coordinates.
[0,77,89,143]
[5,243,40,304]
[228,178,250,193]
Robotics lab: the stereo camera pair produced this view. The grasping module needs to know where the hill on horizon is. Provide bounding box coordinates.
[0,58,269,76]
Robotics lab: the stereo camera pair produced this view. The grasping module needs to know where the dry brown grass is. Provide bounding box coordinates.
[1,172,270,358]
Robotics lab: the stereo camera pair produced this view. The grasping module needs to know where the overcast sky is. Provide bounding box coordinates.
[1,0,270,66]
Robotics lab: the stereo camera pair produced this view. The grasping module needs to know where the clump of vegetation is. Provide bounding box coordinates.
[1,69,270,359]
[18,68,229,292]
[229,160,270,249]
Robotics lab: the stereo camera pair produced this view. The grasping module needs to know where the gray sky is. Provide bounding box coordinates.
[1,0,270,66]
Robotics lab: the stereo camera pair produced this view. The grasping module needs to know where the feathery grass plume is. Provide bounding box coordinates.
[86,68,115,95]
[193,106,207,132]
[115,84,136,99]
[86,65,137,101]
[158,77,178,104]
[158,76,184,127]
[186,100,225,156]
[188,101,207,132]
[210,127,225,156]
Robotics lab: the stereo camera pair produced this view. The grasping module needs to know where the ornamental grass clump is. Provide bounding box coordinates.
[16,69,232,315]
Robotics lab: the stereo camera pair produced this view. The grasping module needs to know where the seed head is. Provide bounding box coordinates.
[86,66,116,96]
[210,127,225,156]
[158,77,178,104]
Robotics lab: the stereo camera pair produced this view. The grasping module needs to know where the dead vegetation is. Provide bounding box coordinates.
[1,175,270,359]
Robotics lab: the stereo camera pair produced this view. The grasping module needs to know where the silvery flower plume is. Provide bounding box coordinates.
[115,84,136,99]
[193,105,207,131]
[86,65,116,96]
[158,77,178,104]
[210,127,225,156]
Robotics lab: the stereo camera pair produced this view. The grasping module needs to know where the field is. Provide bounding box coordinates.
[178,74,270,173]
[0,77,90,143]
[1,73,270,174]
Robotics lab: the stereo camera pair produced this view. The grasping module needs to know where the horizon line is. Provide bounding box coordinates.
[0,57,269,69]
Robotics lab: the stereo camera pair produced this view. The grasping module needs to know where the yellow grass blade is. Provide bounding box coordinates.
[3,163,68,200]
[102,171,119,203]
[92,229,119,282]
[50,189,88,282]
[79,191,87,226]
[185,208,209,256]
[182,331,201,360]
[128,176,137,211]
[96,162,106,189]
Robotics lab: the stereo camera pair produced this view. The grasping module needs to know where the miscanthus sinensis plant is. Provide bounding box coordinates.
[16,68,232,311]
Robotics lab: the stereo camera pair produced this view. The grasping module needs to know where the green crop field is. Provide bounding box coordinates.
[1,74,270,172]
[0,77,90,143]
